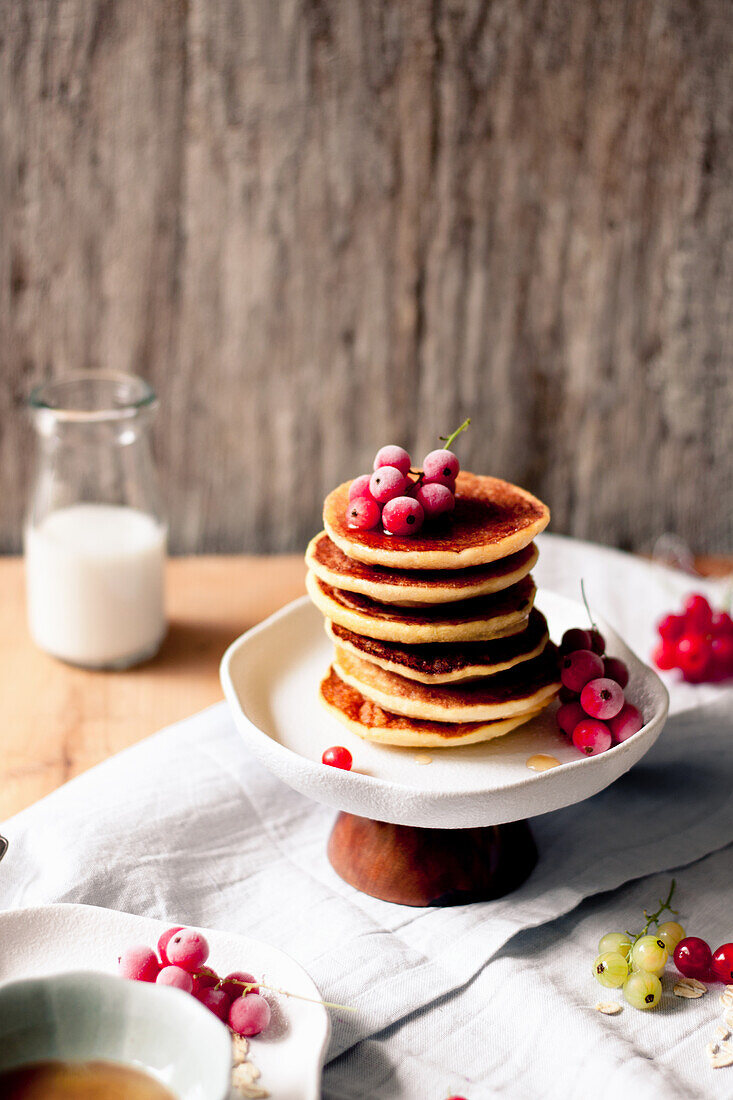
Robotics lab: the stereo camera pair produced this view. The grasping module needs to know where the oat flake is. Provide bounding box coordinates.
[595,1002,622,1015]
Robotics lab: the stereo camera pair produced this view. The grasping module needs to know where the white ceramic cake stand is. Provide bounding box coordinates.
[221,592,668,905]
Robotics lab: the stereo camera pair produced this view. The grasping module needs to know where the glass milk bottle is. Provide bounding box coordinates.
[24,372,167,669]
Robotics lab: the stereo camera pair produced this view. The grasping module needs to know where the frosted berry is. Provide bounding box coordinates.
[229,992,272,1037]
[422,448,460,486]
[369,466,409,504]
[165,929,210,973]
[156,965,194,993]
[608,702,643,743]
[346,496,381,531]
[221,971,260,998]
[560,649,604,693]
[414,481,455,518]
[572,718,612,756]
[322,745,352,770]
[711,943,733,983]
[560,628,591,654]
[580,677,625,720]
[196,987,232,1021]
[118,945,160,983]
[382,496,425,535]
[158,926,184,966]
[674,936,712,980]
[684,593,712,631]
[588,629,606,655]
[348,474,374,501]
[556,701,585,738]
[602,656,629,688]
[192,966,220,996]
[373,445,412,476]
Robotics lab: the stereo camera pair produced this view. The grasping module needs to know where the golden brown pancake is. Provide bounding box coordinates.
[324,472,550,569]
[306,571,535,644]
[320,666,547,748]
[306,531,538,605]
[333,644,560,722]
[326,607,549,683]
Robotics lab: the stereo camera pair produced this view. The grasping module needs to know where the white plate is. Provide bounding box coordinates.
[221,592,669,829]
[0,904,329,1100]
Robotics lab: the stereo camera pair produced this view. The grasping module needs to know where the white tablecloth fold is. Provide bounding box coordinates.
[2,536,732,1099]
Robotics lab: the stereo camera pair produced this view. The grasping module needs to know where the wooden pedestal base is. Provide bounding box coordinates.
[327,812,537,906]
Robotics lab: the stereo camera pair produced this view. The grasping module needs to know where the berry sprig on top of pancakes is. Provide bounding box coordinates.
[344,419,472,537]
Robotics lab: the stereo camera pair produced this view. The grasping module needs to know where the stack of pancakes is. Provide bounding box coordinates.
[306,472,561,748]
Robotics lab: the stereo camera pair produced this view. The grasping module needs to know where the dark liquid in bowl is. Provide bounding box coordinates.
[0,1060,176,1099]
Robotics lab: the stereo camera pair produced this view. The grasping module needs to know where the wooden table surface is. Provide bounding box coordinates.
[1,553,730,822]
[0,556,305,820]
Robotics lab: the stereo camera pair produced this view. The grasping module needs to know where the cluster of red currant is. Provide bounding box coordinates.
[556,623,643,756]
[118,926,271,1037]
[675,935,733,984]
[345,420,470,536]
[653,593,733,682]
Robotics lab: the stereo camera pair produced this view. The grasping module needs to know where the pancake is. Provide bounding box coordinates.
[324,471,549,569]
[320,666,546,748]
[306,571,535,644]
[326,607,550,683]
[332,644,560,723]
[306,532,538,605]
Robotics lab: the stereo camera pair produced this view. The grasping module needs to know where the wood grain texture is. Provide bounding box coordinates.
[0,554,306,820]
[1,0,731,554]
[327,812,537,904]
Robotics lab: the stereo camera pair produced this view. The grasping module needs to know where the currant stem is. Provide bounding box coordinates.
[580,579,596,630]
[204,972,356,1014]
[625,879,677,943]
[439,418,471,451]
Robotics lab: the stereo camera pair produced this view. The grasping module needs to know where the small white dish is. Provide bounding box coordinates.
[0,970,232,1099]
[0,904,330,1100]
[221,591,670,829]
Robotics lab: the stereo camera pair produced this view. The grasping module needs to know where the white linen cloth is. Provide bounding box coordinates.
[2,534,732,1100]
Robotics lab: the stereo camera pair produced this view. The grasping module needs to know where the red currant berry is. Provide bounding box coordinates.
[711,611,733,637]
[711,943,733,984]
[608,702,643,743]
[373,445,412,476]
[580,677,625,720]
[560,628,591,654]
[348,474,376,502]
[322,746,353,770]
[572,718,612,755]
[652,640,677,671]
[560,649,604,693]
[673,936,712,979]
[658,613,685,642]
[588,629,605,656]
[676,635,710,679]
[684,593,712,631]
[602,656,629,688]
[711,634,733,678]
[346,496,381,531]
[556,701,585,738]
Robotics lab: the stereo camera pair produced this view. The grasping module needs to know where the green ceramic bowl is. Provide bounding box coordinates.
[0,971,232,1099]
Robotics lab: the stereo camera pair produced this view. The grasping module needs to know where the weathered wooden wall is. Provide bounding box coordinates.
[1,0,731,554]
